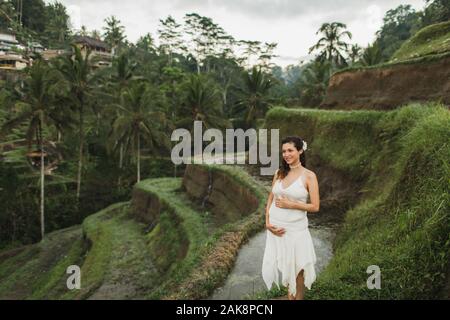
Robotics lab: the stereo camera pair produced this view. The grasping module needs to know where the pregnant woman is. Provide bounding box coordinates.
[262,136,320,300]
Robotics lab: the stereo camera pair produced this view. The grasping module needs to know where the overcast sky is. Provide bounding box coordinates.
[52,0,425,67]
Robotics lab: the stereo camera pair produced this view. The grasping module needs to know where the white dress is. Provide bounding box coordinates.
[262,170,317,297]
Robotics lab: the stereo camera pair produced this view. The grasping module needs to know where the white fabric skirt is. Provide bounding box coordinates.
[262,207,317,297]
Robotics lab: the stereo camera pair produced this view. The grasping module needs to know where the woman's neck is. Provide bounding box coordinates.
[289,161,302,169]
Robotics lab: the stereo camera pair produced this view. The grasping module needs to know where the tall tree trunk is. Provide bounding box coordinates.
[116,101,123,188]
[11,209,17,242]
[17,190,26,238]
[18,0,23,26]
[137,134,140,183]
[96,112,100,136]
[76,103,84,200]
[118,142,123,188]
[39,119,45,240]
[222,90,227,106]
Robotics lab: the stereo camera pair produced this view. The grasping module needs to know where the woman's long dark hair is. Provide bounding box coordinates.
[277,136,307,180]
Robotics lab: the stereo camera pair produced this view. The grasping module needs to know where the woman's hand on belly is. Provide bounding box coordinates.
[266,221,285,237]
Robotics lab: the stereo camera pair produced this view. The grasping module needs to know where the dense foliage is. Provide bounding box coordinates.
[0,0,447,247]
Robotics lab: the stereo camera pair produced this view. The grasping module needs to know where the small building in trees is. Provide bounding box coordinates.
[0,29,22,53]
[28,41,44,54]
[73,35,112,68]
[0,53,28,70]
[0,29,29,71]
[41,49,68,61]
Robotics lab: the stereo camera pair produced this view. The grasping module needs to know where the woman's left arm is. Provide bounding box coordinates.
[280,172,320,212]
[297,172,319,212]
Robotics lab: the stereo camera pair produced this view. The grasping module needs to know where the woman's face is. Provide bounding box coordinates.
[282,142,301,165]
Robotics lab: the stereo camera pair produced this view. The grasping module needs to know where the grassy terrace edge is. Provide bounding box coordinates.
[332,21,450,77]
[134,164,268,299]
[392,20,450,62]
[331,50,450,77]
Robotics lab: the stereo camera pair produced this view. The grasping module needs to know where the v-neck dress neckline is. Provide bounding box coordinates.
[279,169,306,191]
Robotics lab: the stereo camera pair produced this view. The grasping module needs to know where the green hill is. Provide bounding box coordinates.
[0,166,267,300]
[392,21,450,62]
[256,102,450,299]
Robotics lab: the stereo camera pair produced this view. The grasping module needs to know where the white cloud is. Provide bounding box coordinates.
[366,4,383,31]
[66,5,82,30]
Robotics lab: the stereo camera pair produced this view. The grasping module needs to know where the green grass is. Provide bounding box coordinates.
[265,106,383,180]
[0,164,269,300]
[208,164,269,201]
[259,102,450,299]
[135,178,211,298]
[146,209,188,273]
[29,235,86,299]
[61,201,160,299]
[0,205,126,299]
[60,203,123,299]
[331,21,450,77]
[0,201,164,299]
[135,165,267,299]
[392,21,450,62]
[332,51,450,77]
[0,225,82,299]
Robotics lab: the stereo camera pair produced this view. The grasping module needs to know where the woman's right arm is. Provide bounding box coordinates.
[265,195,273,225]
[265,170,279,225]
[265,170,285,237]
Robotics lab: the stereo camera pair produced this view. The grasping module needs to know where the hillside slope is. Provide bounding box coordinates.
[260,103,450,299]
[321,21,450,110]
[0,166,267,300]
[392,20,450,62]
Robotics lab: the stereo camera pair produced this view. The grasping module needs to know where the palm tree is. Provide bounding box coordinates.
[0,61,67,240]
[111,54,137,91]
[54,44,95,200]
[361,42,383,66]
[233,66,273,129]
[0,2,16,29]
[176,74,231,132]
[78,25,89,37]
[348,44,363,64]
[44,2,70,45]
[309,22,352,67]
[107,54,140,187]
[298,61,333,107]
[103,15,126,56]
[109,81,172,183]
[91,30,101,40]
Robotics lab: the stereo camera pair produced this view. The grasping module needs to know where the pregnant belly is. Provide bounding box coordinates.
[269,203,308,230]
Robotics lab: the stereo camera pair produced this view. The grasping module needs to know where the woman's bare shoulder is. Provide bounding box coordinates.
[271,169,280,187]
[304,168,317,179]
[274,168,280,178]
